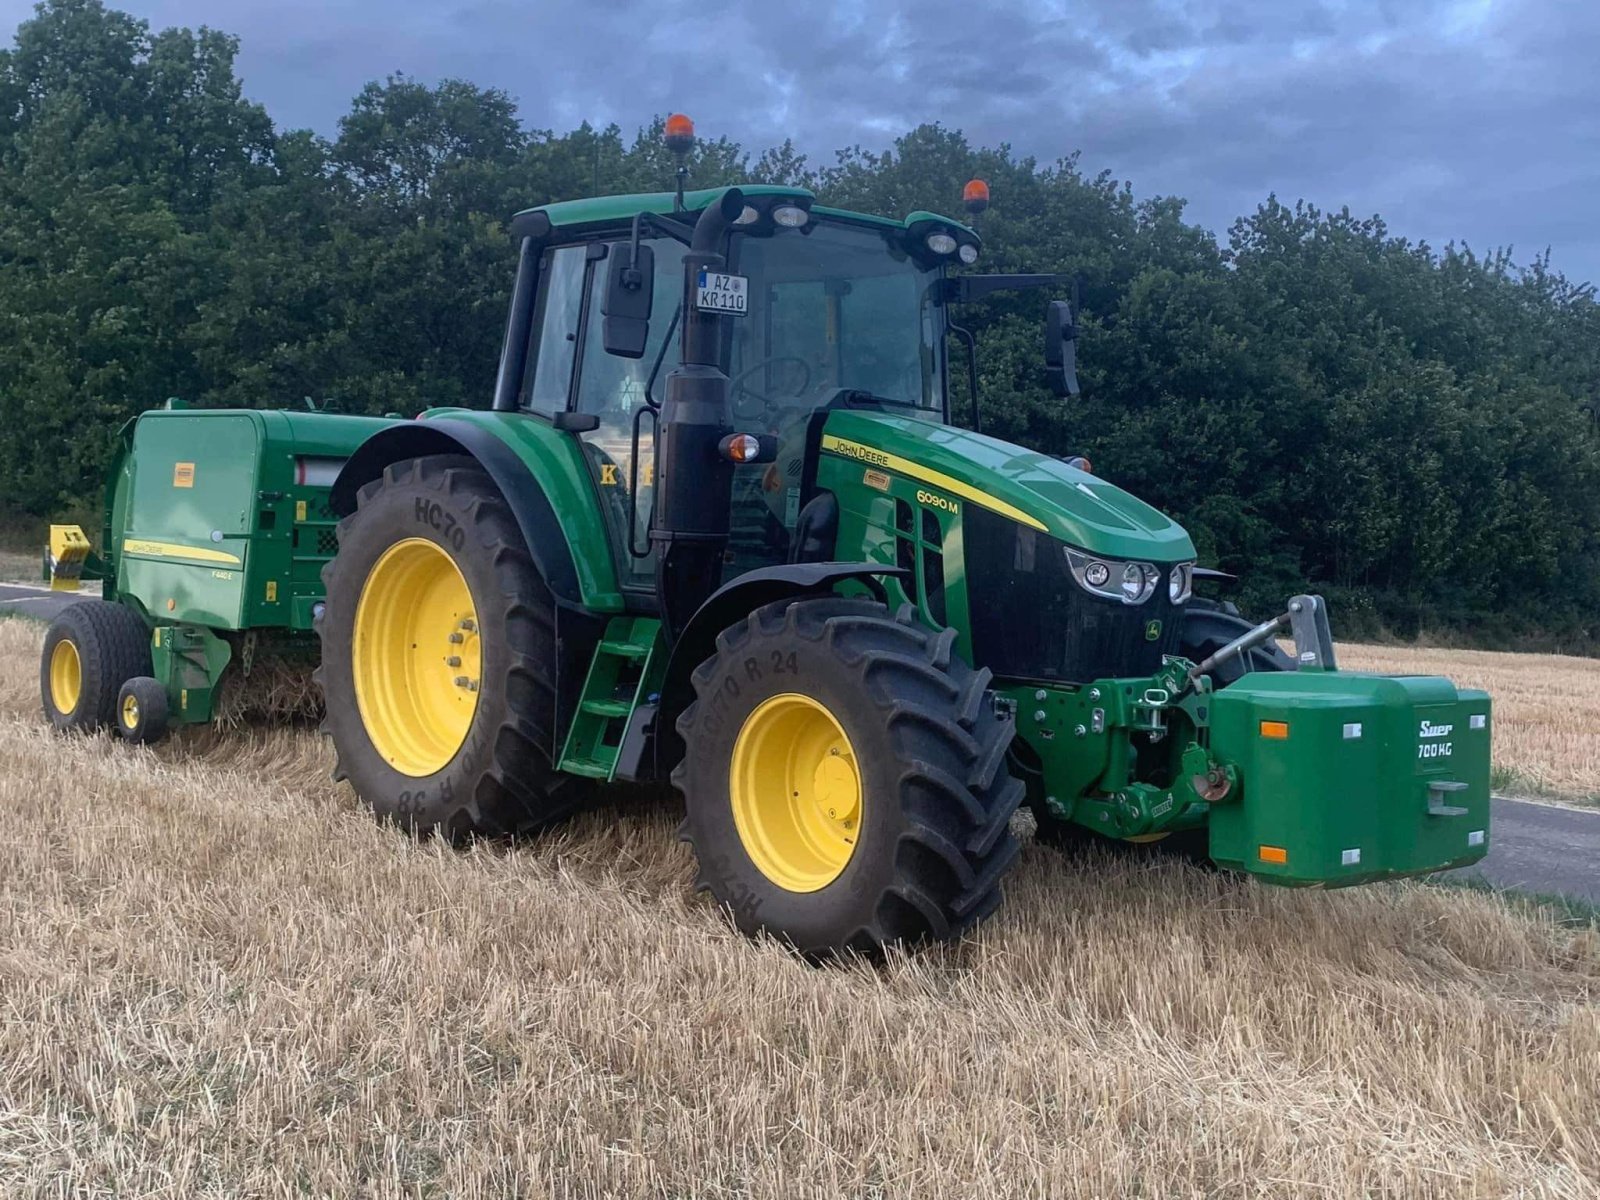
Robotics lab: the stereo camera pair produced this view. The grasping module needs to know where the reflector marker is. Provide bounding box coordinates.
[1341,848,1362,865]
[1468,830,1485,847]
[1259,720,1290,740]
[1259,845,1288,865]
[1343,722,1363,739]
[1470,714,1487,730]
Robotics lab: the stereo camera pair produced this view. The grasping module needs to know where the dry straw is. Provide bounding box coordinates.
[0,619,1595,1197]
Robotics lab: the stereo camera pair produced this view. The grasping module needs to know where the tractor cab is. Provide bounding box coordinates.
[501,185,976,596]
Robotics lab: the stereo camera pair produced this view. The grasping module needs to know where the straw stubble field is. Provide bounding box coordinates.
[0,617,1597,1198]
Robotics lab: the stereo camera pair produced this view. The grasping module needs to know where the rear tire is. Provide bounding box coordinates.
[675,597,1024,957]
[316,455,591,839]
[40,601,151,733]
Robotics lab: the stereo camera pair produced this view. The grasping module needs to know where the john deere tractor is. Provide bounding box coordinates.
[41,120,1491,956]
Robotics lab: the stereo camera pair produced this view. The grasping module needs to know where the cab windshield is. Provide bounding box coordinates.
[727,220,946,427]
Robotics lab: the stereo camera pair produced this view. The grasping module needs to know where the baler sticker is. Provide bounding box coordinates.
[123,539,241,566]
[173,462,195,488]
[820,435,1047,532]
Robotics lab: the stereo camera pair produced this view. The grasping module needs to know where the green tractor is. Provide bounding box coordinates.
[40,125,1491,956]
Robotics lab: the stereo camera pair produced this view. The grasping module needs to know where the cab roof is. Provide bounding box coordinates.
[510,184,976,242]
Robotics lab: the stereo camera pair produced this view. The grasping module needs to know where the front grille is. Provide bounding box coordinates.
[964,505,1184,684]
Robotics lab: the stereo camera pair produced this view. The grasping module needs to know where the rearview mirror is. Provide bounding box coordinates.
[1045,300,1079,397]
[602,242,654,358]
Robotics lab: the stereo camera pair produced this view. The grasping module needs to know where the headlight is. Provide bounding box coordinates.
[958,243,979,264]
[1065,548,1160,605]
[771,204,810,228]
[926,232,957,255]
[1169,562,1193,604]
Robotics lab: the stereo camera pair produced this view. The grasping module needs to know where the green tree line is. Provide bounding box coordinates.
[4,0,1599,646]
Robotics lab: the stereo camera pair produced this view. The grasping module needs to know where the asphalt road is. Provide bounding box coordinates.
[1449,796,1600,902]
[4,583,1597,902]
[0,582,84,622]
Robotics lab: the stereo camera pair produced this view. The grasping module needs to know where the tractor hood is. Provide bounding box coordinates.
[819,409,1196,563]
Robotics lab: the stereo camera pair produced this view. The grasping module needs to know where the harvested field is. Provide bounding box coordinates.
[1340,643,1600,804]
[0,548,39,584]
[0,618,1597,1198]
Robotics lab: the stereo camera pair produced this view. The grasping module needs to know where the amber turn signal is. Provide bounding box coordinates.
[719,433,762,463]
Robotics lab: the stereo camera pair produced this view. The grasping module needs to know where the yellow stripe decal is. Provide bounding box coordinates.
[820,435,1047,532]
[123,539,242,566]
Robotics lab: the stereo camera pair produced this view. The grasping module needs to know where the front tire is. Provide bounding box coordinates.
[674,598,1024,957]
[316,455,590,838]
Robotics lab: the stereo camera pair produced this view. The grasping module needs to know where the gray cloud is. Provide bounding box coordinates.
[4,0,1597,281]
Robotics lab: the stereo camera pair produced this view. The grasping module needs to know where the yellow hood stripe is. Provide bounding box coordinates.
[820,435,1047,532]
[123,539,242,566]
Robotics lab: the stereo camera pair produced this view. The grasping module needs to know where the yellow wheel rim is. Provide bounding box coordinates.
[122,693,140,730]
[729,693,861,892]
[49,639,82,715]
[352,538,481,777]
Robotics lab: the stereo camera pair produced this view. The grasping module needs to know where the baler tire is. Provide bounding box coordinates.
[315,454,591,840]
[674,597,1024,958]
[40,600,152,733]
[117,676,170,745]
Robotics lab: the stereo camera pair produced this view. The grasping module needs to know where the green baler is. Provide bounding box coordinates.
[42,403,392,731]
[40,122,1492,955]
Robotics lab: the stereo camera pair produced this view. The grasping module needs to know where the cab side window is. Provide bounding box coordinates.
[521,245,587,414]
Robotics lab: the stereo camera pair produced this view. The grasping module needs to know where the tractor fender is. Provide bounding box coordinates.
[653,562,910,779]
[330,418,581,605]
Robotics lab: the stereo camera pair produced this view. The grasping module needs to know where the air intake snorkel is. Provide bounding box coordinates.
[651,187,746,638]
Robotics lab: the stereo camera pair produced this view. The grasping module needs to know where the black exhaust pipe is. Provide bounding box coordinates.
[652,187,745,639]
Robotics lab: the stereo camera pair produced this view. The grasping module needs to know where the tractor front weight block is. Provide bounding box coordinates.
[1207,670,1492,886]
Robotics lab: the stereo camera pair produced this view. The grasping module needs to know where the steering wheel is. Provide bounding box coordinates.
[730,356,813,422]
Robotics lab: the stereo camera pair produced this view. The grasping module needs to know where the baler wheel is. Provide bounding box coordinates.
[316,455,591,839]
[117,676,170,744]
[675,597,1024,957]
[40,601,152,733]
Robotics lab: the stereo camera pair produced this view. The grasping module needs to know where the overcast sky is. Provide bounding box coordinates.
[7,0,1598,282]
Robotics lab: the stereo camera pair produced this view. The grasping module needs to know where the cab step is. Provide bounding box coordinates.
[557,616,663,784]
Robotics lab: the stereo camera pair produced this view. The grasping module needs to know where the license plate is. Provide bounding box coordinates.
[695,270,748,316]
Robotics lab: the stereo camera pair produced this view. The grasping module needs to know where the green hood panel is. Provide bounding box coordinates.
[820,410,1195,562]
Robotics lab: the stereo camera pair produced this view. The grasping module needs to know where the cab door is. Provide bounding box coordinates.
[568,238,688,592]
